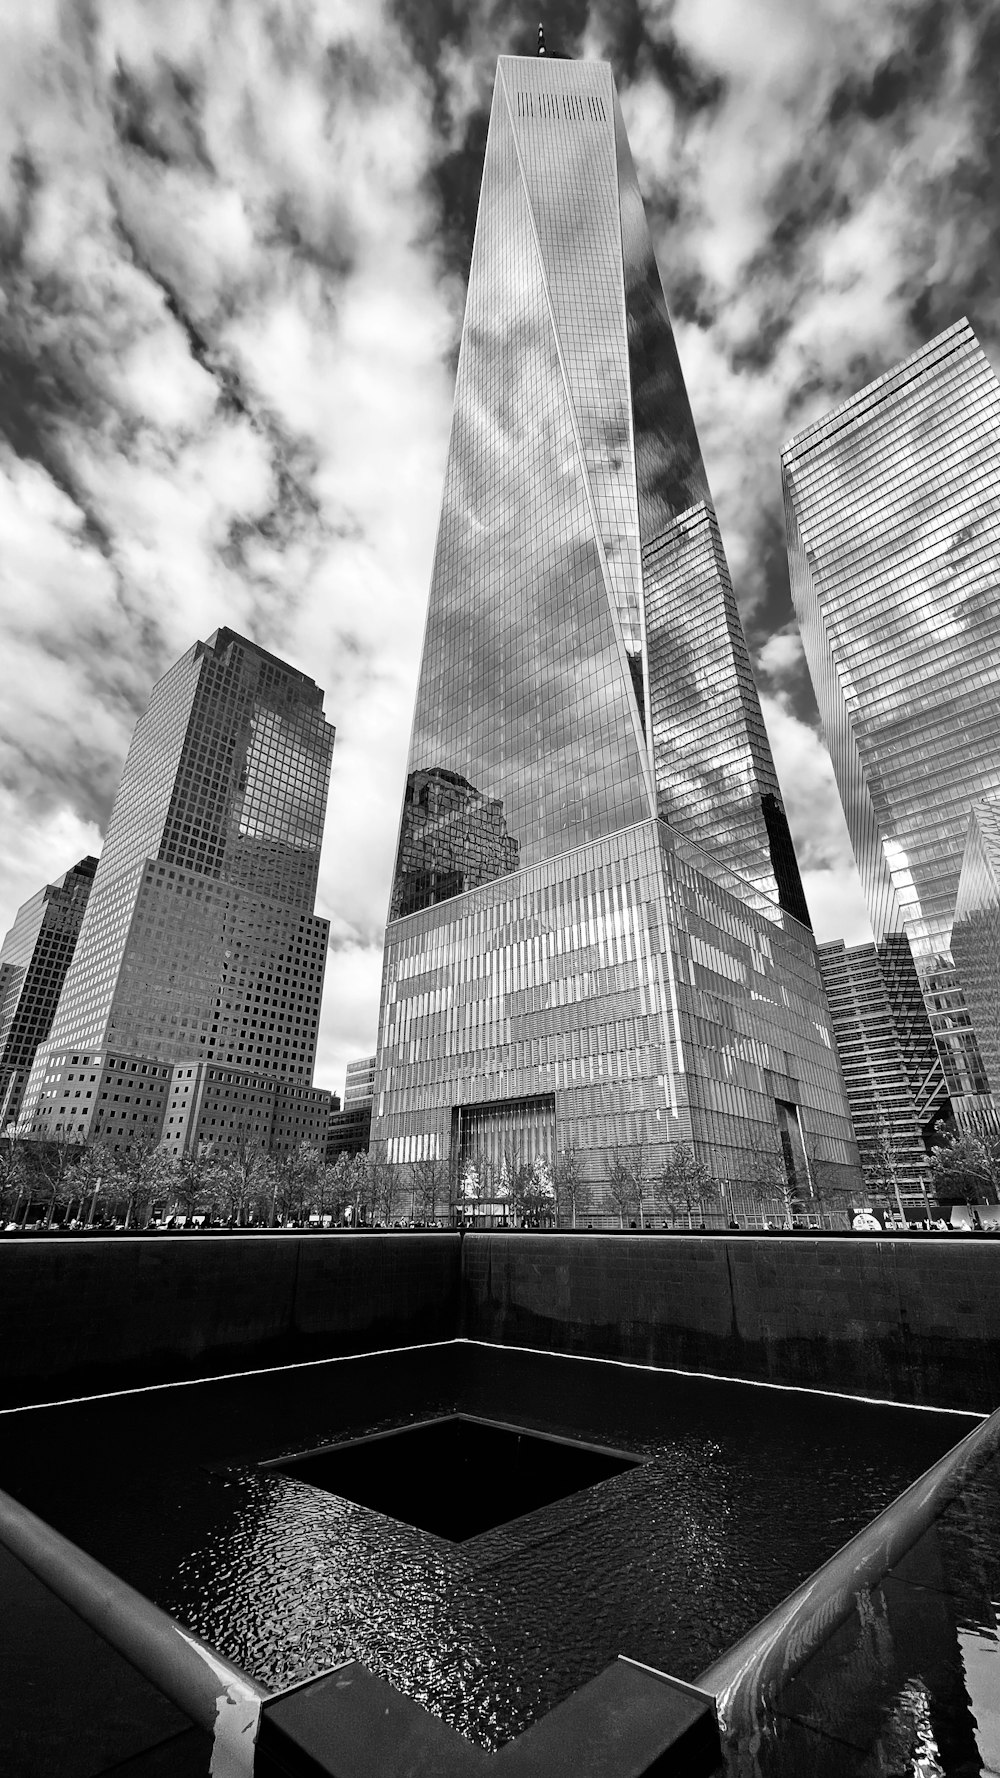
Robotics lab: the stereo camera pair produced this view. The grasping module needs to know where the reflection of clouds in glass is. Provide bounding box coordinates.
[784,322,1000,973]
[400,71,651,896]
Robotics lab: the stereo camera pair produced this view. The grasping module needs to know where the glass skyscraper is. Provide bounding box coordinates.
[782,318,1000,1101]
[952,798,1000,1101]
[0,856,97,1129]
[817,936,947,1193]
[372,54,857,1195]
[18,630,335,1154]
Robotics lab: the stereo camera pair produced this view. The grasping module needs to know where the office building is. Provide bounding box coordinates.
[18,629,335,1155]
[782,319,1000,1101]
[371,53,858,1196]
[818,937,948,1194]
[952,798,1000,1103]
[0,856,98,1128]
[327,1057,374,1161]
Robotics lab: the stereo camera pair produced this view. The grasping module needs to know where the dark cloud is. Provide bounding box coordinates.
[110,58,215,172]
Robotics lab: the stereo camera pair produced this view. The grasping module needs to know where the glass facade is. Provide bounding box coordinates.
[817,937,948,1192]
[374,53,853,1191]
[952,798,1000,1102]
[390,55,807,929]
[18,630,334,1152]
[782,318,1000,1100]
[376,819,856,1188]
[0,856,97,1126]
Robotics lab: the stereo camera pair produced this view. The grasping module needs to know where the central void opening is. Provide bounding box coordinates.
[264,1414,644,1541]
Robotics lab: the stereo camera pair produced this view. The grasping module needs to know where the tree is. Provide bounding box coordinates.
[214,1131,271,1227]
[30,1131,84,1228]
[499,1148,533,1226]
[170,1144,220,1225]
[658,1144,715,1228]
[519,1155,557,1228]
[552,1146,588,1229]
[861,1124,909,1224]
[328,1152,357,1222]
[930,1128,1000,1206]
[65,1139,114,1227]
[411,1154,449,1224]
[606,1146,635,1228]
[270,1144,325,1225]
[107,1133,173,1229]
[735,1145,792,1229]
[0,1133,27,1226]
[606,1142,655,1228]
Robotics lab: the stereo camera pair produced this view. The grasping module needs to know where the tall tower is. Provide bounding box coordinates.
[817,939,947,1193]
[0,856,97,1128]
[952,798,1000,1101]
[18,630,334,1154]
[372,55,857,1196]
[782,319,1000,1104]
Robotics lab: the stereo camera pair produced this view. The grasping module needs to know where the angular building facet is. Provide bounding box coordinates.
[18,630,334,1154]
[782,319,1000,1102]
[372,54,858,1195]
[817,937,948,1193]
[952,798,1000,1103]
[0,856,97,1129]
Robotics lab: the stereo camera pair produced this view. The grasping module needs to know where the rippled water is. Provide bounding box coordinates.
[0,1344,970,1752]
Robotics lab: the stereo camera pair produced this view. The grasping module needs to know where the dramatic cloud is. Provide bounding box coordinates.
[1,0,996,1092]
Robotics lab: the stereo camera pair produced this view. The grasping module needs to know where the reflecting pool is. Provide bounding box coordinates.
[0,1342,973,1756]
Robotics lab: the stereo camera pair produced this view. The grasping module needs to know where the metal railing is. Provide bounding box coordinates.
[0,1484,268,1775]
[698,1399,1000,1739]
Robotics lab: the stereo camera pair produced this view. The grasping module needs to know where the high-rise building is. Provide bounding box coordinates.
[326,1055,375,1161]
[0,856,98,1128]
[817,937,948,1194]
[952,798,1000,1103]
[344,1055,377,1105]
[371,53,858,1196]
[782,319,1000,1102]
[18,630,335,1155]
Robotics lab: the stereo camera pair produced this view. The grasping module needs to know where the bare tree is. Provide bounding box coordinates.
[606,1146,635,1228]
[552,1146,588,1228]
[735,1145,792,1229]
[658,1144,715,1228]
[861,1123,909,1225]
[412,1154,449,1224]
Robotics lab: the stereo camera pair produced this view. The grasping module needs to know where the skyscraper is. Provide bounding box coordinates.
[18,630,335,1154]
[817,937,947,1194]
[782,318,1000,1101]
[952,798,1000,1101]
[371,53,858,1196]
[0,856,97,1129]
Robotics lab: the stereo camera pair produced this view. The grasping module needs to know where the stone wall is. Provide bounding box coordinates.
[3,1231,998,1413]
[0,1233,460,1406]
[461,1234,1000,1413]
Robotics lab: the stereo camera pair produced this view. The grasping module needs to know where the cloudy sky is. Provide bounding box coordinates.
[1,0,998,1099]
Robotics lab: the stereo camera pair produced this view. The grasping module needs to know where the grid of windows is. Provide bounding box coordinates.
[783,318,1000,1097]
[389,54,805,930]
[0,857,97,1125]
[375,818,856,1184]
[375,52,827,1175]
[952,798,1000,1103]
[18,630,334,1152]
[817,938,946,1190]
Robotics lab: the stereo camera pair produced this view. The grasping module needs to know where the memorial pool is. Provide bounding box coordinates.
[0,1340,970,1761]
